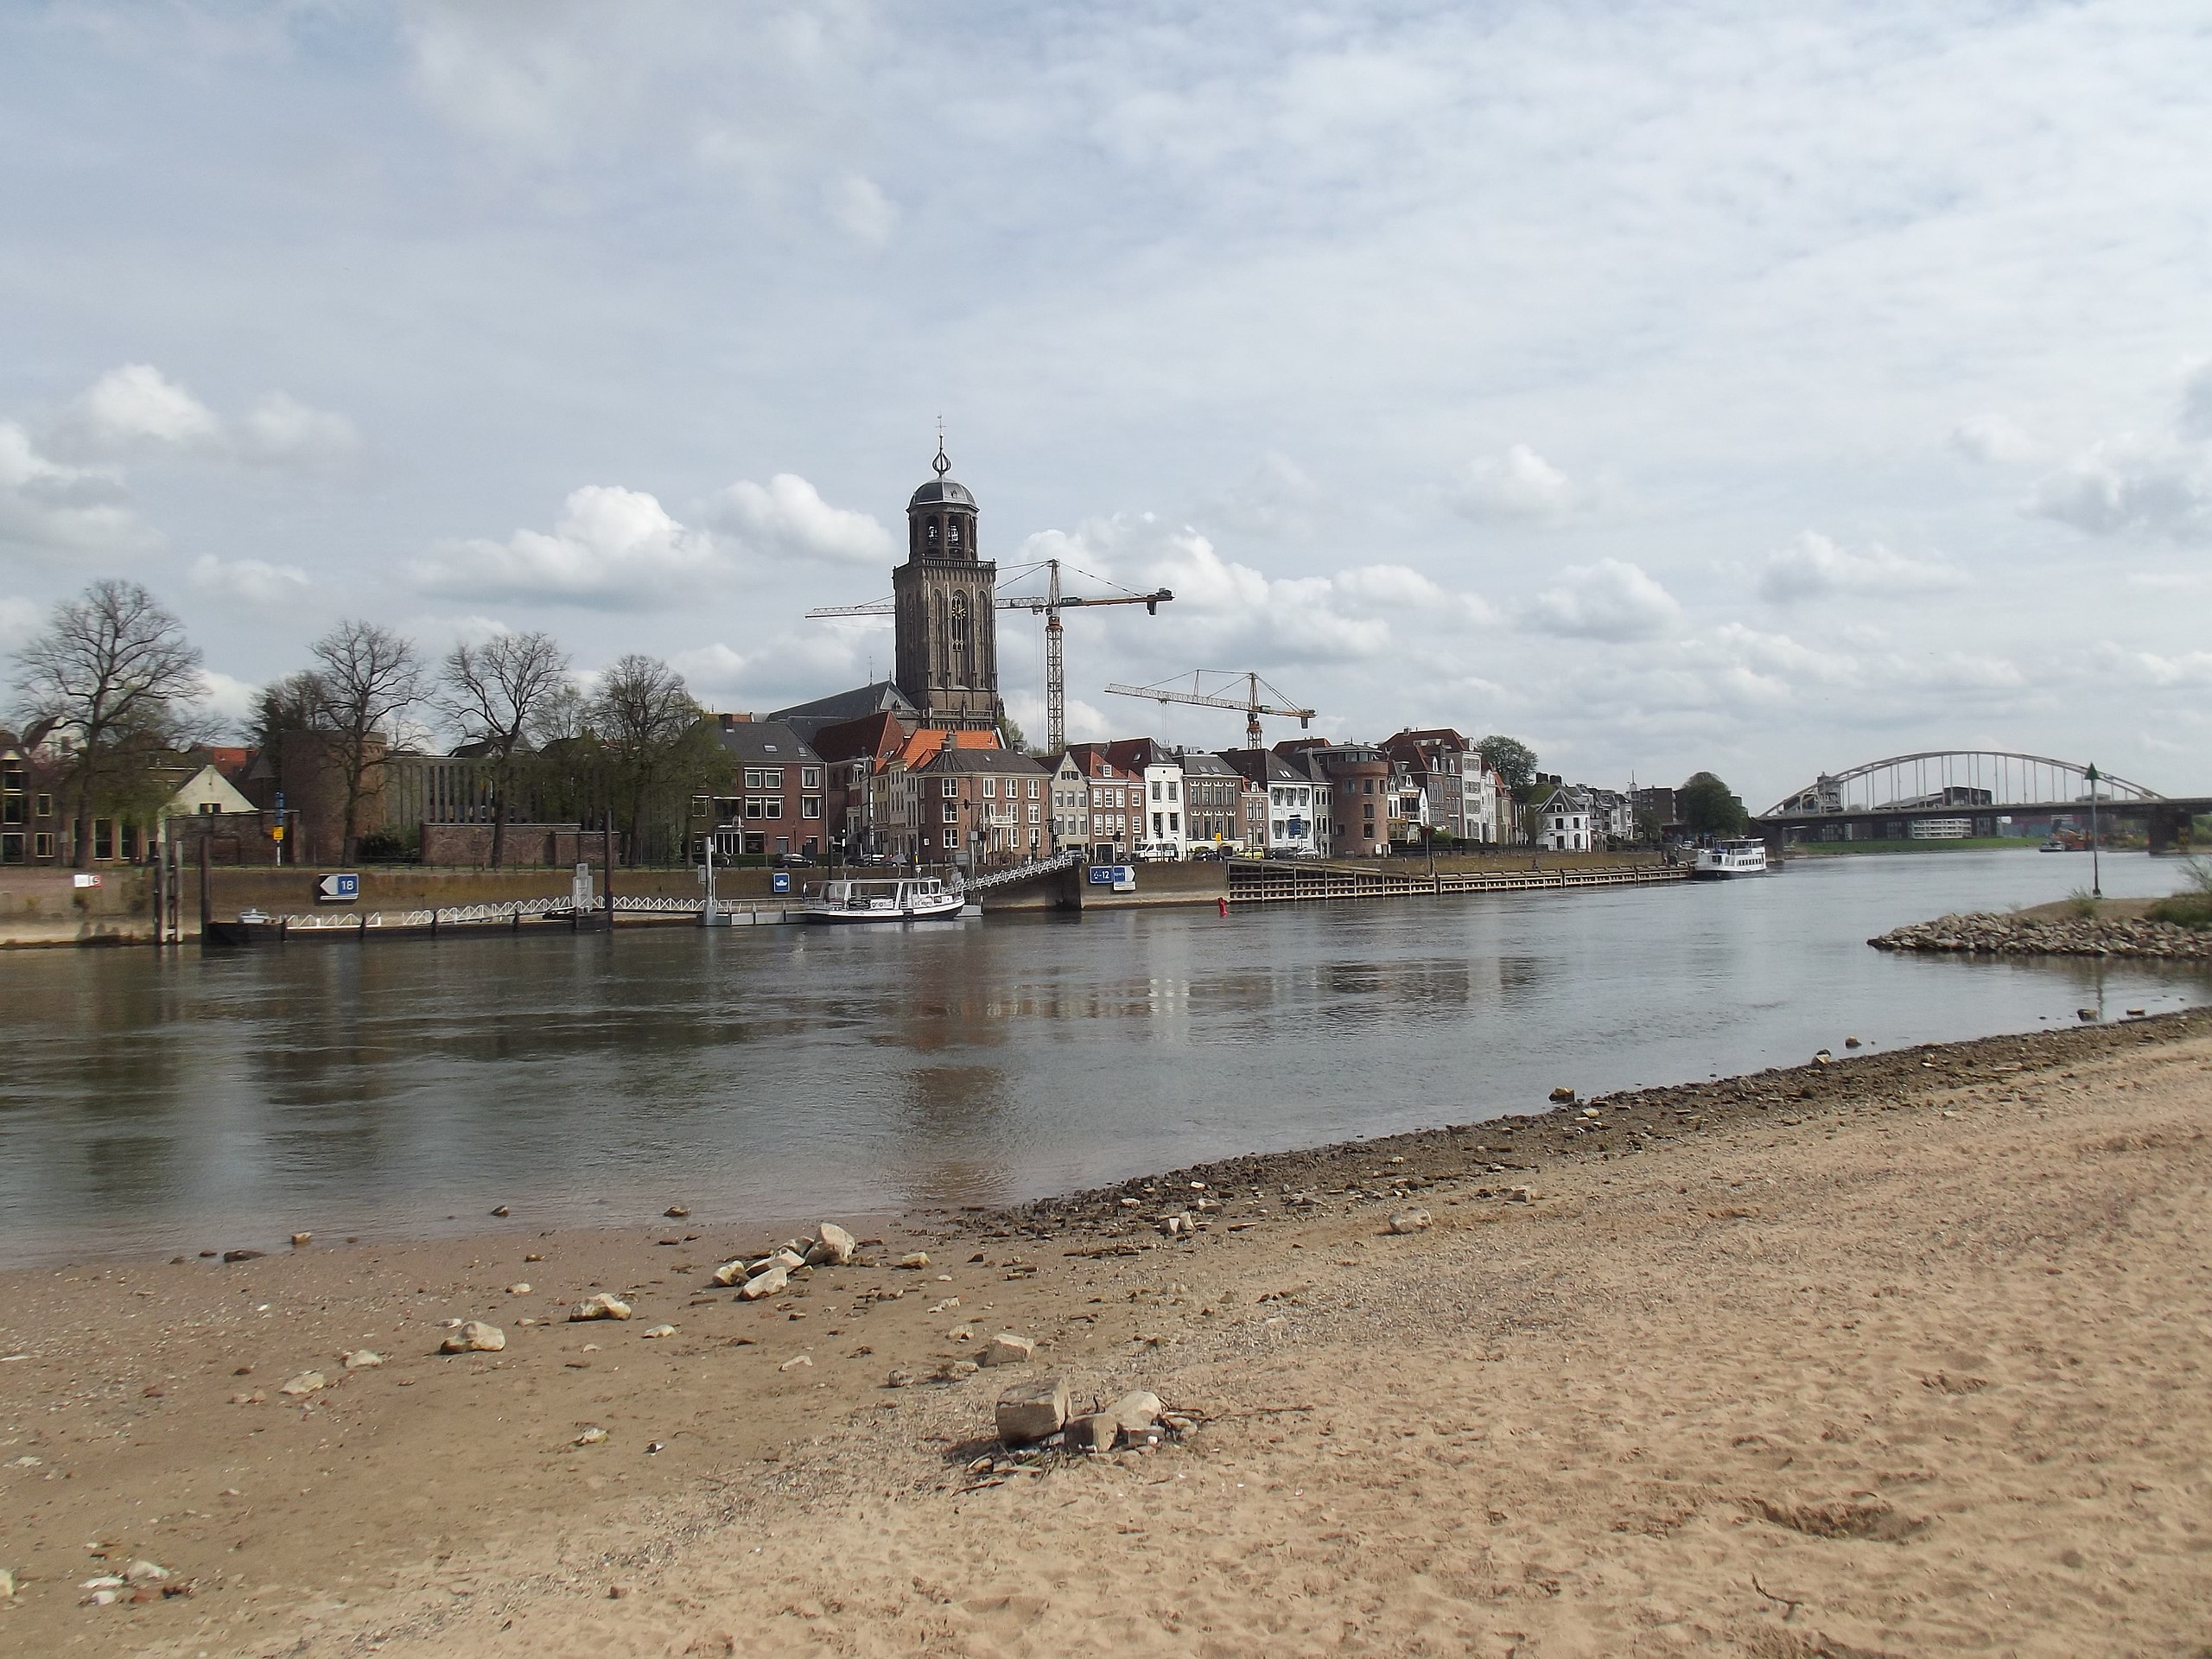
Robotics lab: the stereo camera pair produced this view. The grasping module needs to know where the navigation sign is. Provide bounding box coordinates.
[315,873,359,903]
[1088,864,1136,892]
[771,871,791,895]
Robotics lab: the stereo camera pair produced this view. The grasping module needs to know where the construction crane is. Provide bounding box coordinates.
[806,559,1172,752]
[1103,670,1317,751]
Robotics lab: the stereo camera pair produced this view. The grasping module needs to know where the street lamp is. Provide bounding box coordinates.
[2086,763,2101,899]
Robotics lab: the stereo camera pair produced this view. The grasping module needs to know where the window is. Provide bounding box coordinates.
[1150,780,1161,802]
[0,832,20,863]
[944,829,957,849]
[800,766,822,789]
[35,793,52,817]
[1363,779,1375,794]
[1,798,18,825]
[1168,812,1179,834]
[1152,811,1163,837]
[1028,804,1040,824]
[34,832,54,859]
[982,776,996,798]
[1167,782,1179,803]
[1027,778,1040,799]
[940,778,956,797]
[92,818,114,860]
[1363,804,1375,822]
[0,766,21,791]
[802,796,822,819]
[943,802,957,823]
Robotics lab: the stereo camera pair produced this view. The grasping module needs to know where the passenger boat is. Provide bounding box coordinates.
[1691,838,1771,879]
[798,875,966,924]
[2039,836,2074,852]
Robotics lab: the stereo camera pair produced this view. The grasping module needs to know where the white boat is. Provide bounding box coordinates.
[1691,838,1770,879]
[798,875,967,924]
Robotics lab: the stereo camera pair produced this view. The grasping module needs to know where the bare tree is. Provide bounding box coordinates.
[439,630,570,868]
[585,653,707,862]
[308,620,425,863]
[10,580,203,868]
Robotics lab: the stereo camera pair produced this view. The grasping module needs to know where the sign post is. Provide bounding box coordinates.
[315,873,359,904]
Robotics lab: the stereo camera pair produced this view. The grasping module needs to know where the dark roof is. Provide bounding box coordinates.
[715,720,822,766]
[766,681,919,742]
[1219,749,1306,785]
[907,478,976,510]
[920,747,1049,776]
[1177,749,1238,777]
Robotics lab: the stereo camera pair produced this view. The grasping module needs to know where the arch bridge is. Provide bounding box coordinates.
[1754,750,2206,853]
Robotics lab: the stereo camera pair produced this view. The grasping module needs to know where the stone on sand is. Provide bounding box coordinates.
[737,1264,789,1300]
[978,1332,1036,1366]
[642,1324,677,1338]
[710,1259,748,1287]
[441,1320,506,1354]
[806,1222,857,1266]
[278,1371,327,1396]
[1105,1389,1162,1431]
[340,1349,385,1370]
[1388,1209,1432,1235]
[897,1252,931,1270]
[569,1294,632,1322]
[1064,1413,1116,1453]
[995,1376,1071,1445]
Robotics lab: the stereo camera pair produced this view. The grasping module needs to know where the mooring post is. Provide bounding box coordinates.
[197,832,211,938]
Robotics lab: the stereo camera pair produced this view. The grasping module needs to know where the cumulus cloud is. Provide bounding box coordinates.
[196,669,262,729]
[1525,559,1681,641]
[2098,643,2212,687]
[2031,437,2212,543]
[704,473,891,564]
[1949,413,2044,466]
[827,172,898,246]
[0,423,152,557]
[2178,360,2212,442]
[416,485,726,606]
[48,365,358,468]
[190,554,312,606]
[1754,531,1969,604]
[1451,444,1575,523]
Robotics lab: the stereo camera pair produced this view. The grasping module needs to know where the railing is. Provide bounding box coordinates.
[1226,860,1688,904]
[960,849,1085,894]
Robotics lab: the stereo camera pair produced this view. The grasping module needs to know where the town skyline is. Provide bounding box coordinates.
[3,4,2209,811]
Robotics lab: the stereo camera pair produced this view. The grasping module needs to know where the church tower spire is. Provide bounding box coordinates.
[892,437,1001,731]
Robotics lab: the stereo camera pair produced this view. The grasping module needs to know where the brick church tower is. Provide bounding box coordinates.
[892,441,1002,732]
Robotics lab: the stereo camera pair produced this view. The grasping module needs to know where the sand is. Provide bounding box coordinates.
[2,1010,2208,1657]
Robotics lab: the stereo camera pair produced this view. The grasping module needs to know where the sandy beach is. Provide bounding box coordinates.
[3,1007,2208,1657]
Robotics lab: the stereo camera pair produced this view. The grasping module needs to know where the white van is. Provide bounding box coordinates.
[1133,842,1183,863]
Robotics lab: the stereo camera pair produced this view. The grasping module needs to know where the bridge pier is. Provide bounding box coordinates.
[2147,804,2194,855]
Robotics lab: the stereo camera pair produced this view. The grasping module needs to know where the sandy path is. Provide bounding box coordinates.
[3,1016,2207,1657]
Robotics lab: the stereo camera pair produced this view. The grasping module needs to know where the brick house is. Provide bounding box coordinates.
[1177,749,1244,851]
[713,719,829,860]
[1061,743,1143,862]
[1277,739,1392,857]
[1221,748,1320,855]
[912,746,1051,869]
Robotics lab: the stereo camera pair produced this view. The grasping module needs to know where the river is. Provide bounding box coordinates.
[1,849,2204,1268]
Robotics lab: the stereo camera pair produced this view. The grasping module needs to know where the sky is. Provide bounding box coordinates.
[2,0,2209,810]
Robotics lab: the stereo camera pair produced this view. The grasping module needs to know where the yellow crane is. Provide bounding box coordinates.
[1103,671,1316,750]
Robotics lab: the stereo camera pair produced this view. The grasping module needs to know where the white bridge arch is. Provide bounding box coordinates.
[1760,751,2164,820]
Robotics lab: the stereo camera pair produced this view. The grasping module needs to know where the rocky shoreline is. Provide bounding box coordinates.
[1869,911,2212,959]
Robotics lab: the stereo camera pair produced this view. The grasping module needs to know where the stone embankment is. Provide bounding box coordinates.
[1870,911,2212,960]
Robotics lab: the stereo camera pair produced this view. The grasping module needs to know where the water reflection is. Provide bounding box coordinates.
[1,851,2206,1265]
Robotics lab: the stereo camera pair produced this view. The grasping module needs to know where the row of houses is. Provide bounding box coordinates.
[4,690,1657,871]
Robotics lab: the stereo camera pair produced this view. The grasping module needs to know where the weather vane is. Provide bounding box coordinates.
[933,416,949,477]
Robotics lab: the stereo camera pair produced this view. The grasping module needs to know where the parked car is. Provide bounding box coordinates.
[773,852,816,868]
[1133,842,1182,863]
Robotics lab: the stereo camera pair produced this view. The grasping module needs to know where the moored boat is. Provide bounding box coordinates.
[798,875,966,923]
[1691,838,1771,879]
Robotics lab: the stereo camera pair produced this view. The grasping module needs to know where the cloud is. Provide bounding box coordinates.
[1754,532,1969,604]
[2098,643,2212,688]
[826,172,898,246]
[190,554,312,606]
[56,364,223,456]
[237,393,361,466]
[704,473,891,565]
[47,365,359,470]
[196,669,261,728]
[1949,414,2044,466]
[1525,559,1681,641]
[2178,360,2212,442]
[1451,444,1575,523]
[416,485,726,606]
[2031,436,2212,543]
[0,423,152,557]
[0,594,42,652]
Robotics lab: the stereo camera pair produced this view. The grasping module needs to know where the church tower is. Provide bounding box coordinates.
[892,441,1002,731]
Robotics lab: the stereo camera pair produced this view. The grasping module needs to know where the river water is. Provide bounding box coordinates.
[2,850,2204,1268]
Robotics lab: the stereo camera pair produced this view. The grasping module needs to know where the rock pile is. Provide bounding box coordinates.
[1870,912,2211,960]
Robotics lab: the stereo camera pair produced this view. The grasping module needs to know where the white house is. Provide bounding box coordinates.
[158,764,255,842]
[1537,786,1594,852]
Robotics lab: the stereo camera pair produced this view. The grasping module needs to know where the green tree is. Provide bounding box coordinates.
[1477,734,1539,801]
[1679,772,1749,837]
[9,580,205,868]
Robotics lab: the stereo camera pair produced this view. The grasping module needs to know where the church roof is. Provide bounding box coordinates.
[767,681,920,742]
[907,478,976,510]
